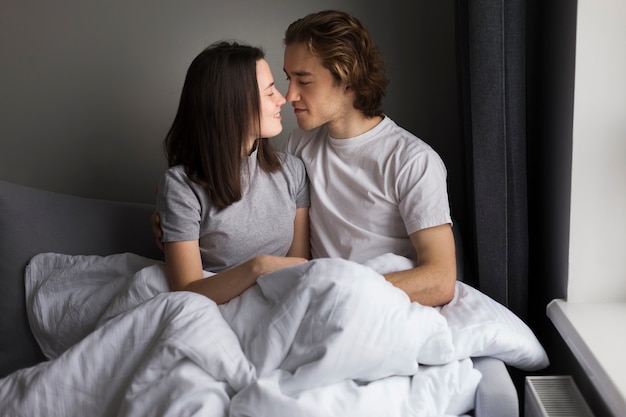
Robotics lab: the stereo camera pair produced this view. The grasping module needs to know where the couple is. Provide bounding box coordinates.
[156,10,456,308]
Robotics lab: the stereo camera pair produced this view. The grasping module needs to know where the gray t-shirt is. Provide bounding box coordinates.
[156,150,309,273]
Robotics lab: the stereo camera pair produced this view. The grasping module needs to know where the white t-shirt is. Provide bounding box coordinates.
[273,116,451,263]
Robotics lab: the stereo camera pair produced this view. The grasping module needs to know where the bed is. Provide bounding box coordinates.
[0,179,548,416]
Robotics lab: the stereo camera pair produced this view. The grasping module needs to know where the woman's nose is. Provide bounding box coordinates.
[277,90,286,106]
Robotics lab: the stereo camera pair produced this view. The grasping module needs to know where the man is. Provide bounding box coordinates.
[273,10,456,306]
[154,10,456,307]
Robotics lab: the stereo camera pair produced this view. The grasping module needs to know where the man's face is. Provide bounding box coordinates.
[283,43,350,131]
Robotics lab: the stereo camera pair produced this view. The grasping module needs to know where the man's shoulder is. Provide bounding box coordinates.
[378,117,437,155]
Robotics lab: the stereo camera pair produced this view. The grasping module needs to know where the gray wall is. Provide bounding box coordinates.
[0,1,461,209]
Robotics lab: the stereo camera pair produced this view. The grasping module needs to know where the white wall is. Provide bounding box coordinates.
[568,0,626,301]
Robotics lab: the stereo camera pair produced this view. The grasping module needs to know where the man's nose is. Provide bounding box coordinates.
[285,84,299,102]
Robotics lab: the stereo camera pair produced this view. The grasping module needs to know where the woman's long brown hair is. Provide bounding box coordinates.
[164,41,281,209]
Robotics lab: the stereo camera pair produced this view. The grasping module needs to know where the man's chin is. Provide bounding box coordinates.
[295,117,322,132]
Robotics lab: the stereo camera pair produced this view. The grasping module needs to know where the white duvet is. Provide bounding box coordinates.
[0,253,549,417]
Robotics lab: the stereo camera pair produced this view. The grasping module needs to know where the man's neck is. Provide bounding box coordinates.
[326,113,384,139]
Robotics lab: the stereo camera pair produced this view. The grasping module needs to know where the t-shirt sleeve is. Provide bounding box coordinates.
[295,163,310,209]
[156,169,202,242]
[286,154,310,209]
[398,149,452,235]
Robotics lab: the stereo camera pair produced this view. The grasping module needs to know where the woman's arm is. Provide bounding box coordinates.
[164,240,307,305]
[287,207,310,259]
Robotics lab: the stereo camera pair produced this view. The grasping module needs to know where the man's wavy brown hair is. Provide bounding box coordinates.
[284,10,389,118]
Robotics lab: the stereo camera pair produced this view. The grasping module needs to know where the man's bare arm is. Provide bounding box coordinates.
[384,224,457,306]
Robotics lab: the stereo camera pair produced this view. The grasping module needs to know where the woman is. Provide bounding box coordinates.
[156,41,310,305]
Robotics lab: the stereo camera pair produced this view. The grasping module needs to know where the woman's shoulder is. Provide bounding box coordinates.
[156,165,204,216]
[275,151,307,184]
[159,165,186,185]
[277,150,302,163]
[277,151,306,171]
[159,165,202,195]
[161,164,186,178]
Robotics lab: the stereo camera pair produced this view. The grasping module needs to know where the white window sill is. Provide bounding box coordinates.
[547,299,626,417]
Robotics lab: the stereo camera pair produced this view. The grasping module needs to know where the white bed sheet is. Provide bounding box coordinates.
[0,252,549,417]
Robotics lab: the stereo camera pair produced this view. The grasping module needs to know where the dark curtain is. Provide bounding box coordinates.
[455,0,578,409]
[455,0,529,320]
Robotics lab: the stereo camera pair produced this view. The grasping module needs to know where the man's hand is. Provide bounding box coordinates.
[151,211,164,251]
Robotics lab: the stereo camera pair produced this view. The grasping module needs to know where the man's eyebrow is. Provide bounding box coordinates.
[283,68,313,77]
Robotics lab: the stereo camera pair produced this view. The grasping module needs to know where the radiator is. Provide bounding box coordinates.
[525,376,595,417]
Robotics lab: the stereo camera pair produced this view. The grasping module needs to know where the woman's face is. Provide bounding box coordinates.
[255,59,286,140]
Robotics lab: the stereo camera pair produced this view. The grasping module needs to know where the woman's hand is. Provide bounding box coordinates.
[247,255,308,277]
[167,245,307,305]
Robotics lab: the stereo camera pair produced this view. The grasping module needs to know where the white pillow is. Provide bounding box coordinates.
[440,281,549,371]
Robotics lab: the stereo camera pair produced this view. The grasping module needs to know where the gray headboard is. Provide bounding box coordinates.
[0,180,162,377]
